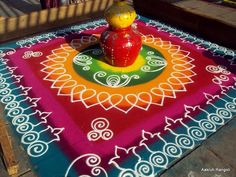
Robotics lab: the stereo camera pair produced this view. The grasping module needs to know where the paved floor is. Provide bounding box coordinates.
[0,1,235,177]
[161,117,236,177]
[0,0,40,17]
[172,0,236,27]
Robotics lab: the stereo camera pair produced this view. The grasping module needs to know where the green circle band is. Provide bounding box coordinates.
[73,44,167,87]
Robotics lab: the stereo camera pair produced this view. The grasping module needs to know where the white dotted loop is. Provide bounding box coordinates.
[23,51,43,59]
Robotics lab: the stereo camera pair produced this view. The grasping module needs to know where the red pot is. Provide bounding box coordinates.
[100,26,142,67]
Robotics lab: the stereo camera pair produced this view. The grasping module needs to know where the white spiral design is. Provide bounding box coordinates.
[23,51,33,59]
[87,131,100,141]
[0,83,8,89]
[233,98,236,105]
[91,167,108,177]
[0,48,16,57]
[0,88,11,96]
[149,152,168,168]
[23,51,42,59]
[32,51,43,57]
[7,107,24,117]
[16,122,34,134]
[93,71,139,88]
[208,113,224,125]
[148,59,165,66]
[188,127,206,141]
[163,143,182,158]
[218,75,229,81]
[225,102,236,112]
[85,154,101,167]
[82,66,90,71]
[176,134,194,149]
[206,65,221,73]
[73,53,92,71]
[88,118,113,141]
[95,71,106,77]
[106,75,122,87]
[119,169,136,177]
[12,114,29,125]
[199,119,216,132]
[0,78,6,84]
[147,51,155,55]
[141,65,151,72]
[27,141,48,157]
[5,101,19,110]
[212,75,229,85]
[221,69,231,75]
[217,108,232,119]
[1,94,15,103]
[135,161,154,176]
[101,130,113,140]
[141,55,167,73]
[21,131,39,144]
[92,118,109,131]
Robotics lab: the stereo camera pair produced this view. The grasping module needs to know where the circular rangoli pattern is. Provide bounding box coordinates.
[73,44,167,87]
[41,34,196,113]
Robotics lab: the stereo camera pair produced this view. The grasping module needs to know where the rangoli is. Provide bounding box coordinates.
[0,15,235,177]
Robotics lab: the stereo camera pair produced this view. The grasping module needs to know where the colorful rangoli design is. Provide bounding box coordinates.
[0,16,235,177]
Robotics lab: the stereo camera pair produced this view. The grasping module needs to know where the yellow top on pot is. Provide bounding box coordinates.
[104,0,137,29]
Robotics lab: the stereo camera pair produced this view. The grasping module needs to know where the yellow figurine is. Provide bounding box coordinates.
[104,0,137,29]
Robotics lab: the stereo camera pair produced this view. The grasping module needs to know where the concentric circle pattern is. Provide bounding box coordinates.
[41,33,196,113]
[73,44,167,87]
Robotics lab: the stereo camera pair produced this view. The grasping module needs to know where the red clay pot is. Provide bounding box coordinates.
[100,26,142,67]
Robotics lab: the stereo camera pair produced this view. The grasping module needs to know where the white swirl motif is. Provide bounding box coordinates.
[16,122,34,134]
[149,151,168,168]
[0,47,16,57]
[0,88,11,96]
[163,143,182,158]
[217,108,232,119]
[199,119,216,132]
[27,141,49,157]
[12,114,29,125]
[22,51,43,59]
[7,107,24,117]
[1,94,15,104]
[208,113,224,125]
[93,71,140,88]
[73,49,102,71]
[233,98,236,105]
[225,102,236,112]
[135,160,154,176]
[64,153,108,177]
[21,131,39,144]
[175,134,195,149]
[206,65,222,74]
[5,101,19,110]
[0,78,7,85]
[187,126,207,141]
[212,75,229,85]
[87,117,113,141]
[0,61,63,159]
[119,169,136,177]
[206,65,231,85]
[0,83,9,89]
[141,53,167,72]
